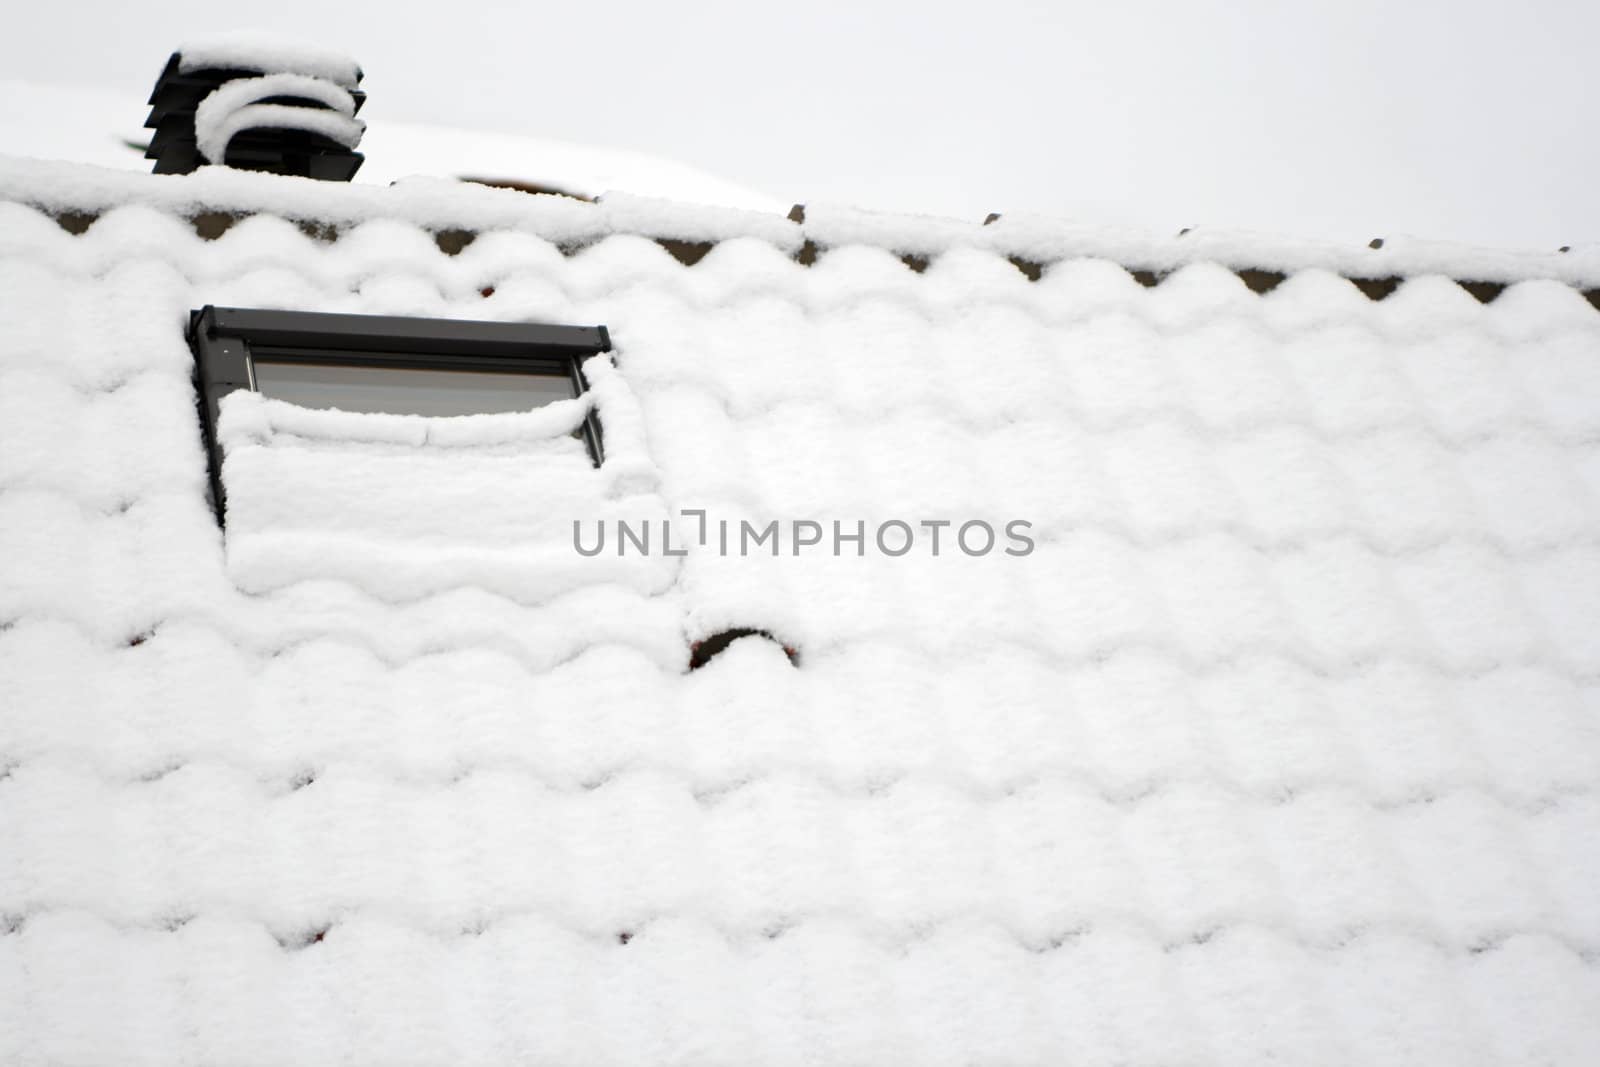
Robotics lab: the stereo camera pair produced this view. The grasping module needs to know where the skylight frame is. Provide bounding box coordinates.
[188,304,610,522]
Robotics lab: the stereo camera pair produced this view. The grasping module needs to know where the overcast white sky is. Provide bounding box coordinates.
[3,0,1595,251]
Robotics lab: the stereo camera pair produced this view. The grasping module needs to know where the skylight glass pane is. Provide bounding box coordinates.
[252,361,576,416]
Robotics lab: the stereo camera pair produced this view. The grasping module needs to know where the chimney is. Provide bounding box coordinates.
[144,34,366,180]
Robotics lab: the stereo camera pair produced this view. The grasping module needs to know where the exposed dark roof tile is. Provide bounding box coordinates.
[54,210,98,235]
[1458,279,1507,304]
[1236,268,1287,294]
[192,211,242,240]
[1350,276,1402,300]
[657,237,715,266]
[1008,256,1043,281]
[434,228,476,256]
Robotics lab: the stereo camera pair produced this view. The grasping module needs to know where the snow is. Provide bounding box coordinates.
[217,376,675,604]
[196,103,364,167]
[192,73,361,164]
[357,120,786,213]
[806,202,1600,288]
[0,159,1599,1065]
[177,31,362,89]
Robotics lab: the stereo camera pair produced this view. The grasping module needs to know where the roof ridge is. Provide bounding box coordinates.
[3,155,1597,290]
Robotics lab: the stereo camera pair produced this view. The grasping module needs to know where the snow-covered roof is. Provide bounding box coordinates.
[1,152,1598,1066]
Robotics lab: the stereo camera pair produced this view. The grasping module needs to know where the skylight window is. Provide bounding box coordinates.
[188,305,610,521]
[250,360,578,417]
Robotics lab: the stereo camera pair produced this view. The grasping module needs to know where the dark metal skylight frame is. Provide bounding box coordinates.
[188,305,610,522]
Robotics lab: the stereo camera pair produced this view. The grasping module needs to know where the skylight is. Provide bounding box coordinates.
[187,305,611,521]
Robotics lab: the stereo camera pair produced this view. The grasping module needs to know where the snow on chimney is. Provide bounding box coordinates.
[144,32,366,180]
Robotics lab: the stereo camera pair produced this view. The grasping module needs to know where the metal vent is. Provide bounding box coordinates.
[144,52,366,180]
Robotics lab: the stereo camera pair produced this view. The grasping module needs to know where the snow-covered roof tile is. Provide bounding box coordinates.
[1,154,1599,1065]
